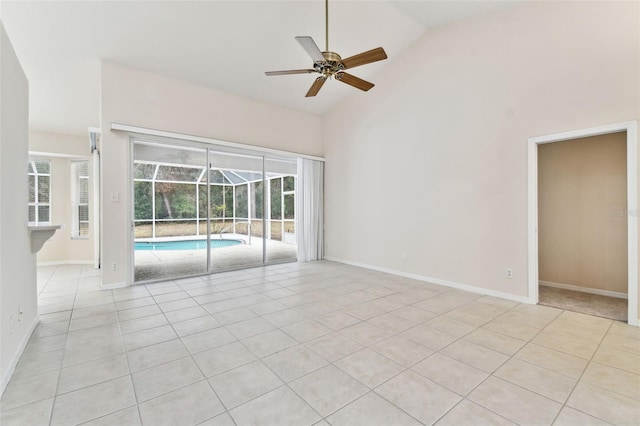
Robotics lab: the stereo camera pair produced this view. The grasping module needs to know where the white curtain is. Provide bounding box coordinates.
[296,158,324,261]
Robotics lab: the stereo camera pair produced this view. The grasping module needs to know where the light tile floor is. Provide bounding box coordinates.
[1,261,639,425]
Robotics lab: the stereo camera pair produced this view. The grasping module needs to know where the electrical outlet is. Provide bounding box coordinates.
[401,253,407,262]
[112,262,119,271]
[505,268,513,279]
[17,305,23,322]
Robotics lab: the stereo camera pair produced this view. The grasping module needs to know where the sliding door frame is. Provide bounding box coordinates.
[130,135,301,284]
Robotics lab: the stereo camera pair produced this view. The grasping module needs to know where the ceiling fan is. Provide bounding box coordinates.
[265,0,388,97]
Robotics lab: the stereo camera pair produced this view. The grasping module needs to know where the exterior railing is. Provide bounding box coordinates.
[133,218,295,242]
[219,221,252,245]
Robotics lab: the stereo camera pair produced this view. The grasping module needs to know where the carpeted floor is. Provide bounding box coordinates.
[539,285,627,322]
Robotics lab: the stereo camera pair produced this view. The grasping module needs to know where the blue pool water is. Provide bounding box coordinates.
[135,239,242,251]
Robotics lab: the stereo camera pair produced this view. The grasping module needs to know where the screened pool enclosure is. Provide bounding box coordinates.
[133,141,298,282]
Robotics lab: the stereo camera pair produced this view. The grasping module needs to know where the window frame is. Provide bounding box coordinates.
[28,159,51,224]
[71,160,90,239]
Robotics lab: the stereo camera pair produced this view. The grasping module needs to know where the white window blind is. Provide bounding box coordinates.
[71,160,89,238]
[28,160,51,224]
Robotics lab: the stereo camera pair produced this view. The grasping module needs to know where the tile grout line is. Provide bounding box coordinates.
[550,319,620,425]
[363,300,522,425]
[157,278,239,426]
[5,266,282,413]
[61,278,138,424]
[112,309,144,426]
[283,296,481,424]
[7,263,637,426]
[186,274,406,423]
[222,288,497,423]
[344,294,519,421]
[421,300,557,425]
[48,266,80,426]
[194,267,342,424]
[492,309,614,424]
[151,273,292,423]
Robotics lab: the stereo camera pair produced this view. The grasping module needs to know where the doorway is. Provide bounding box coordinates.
[528,122,638,326]
[538,133,627,321]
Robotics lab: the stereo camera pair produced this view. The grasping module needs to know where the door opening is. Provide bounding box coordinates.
[537,132,627,321]
[528,122,638,326]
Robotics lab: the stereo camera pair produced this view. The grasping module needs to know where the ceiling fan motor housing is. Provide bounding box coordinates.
[315,51,345,77]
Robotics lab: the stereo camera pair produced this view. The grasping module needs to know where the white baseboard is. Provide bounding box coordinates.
[324,256,532,304]
[101,281,128,290]
[1,315,39,396]
[37,260,94,267]
[539,280,628,299]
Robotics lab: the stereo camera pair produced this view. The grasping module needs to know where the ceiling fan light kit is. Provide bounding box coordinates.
[265,0,388,97]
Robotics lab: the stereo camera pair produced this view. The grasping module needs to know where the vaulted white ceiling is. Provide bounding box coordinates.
[2,1,520,136]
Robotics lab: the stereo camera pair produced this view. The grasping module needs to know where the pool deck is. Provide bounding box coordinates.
[134,234,297,282]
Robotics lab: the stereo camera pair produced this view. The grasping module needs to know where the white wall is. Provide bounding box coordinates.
[323,1,640,301]
[30,131,89,157]
[29,131,94,265]
[100,62,322,286]
[0,23,37,393]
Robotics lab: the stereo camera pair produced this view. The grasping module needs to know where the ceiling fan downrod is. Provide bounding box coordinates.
[325,0,329,52]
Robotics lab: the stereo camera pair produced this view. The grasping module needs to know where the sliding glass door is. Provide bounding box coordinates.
[133,142,208,282]
[132,140,298,283]
[265,157,298,264]
[209,152,264,272]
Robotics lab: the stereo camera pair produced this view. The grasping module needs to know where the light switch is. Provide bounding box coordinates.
[111,192,120,202]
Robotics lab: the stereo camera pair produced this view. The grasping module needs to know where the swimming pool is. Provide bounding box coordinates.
[135,239,242,251]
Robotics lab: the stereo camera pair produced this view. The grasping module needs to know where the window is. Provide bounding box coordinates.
[270,178,281,220]
[28,160,51,224]
[234,184,248,219]
[71,161,89,238]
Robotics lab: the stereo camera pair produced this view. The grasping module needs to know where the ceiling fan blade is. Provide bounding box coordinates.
[265,69,317,76]
[340,47,388,69]
[305,76,327,97]
[295,36,326,63]
[335,72,374,92]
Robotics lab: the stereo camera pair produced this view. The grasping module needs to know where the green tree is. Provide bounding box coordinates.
[134,181,153,220]
[155,183,196,219]
[270,178,281,219]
